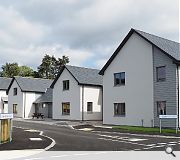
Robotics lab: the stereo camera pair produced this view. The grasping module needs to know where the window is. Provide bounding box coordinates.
[13,104,17,114]
[62,102,70,115]
[157,101,166,116]
[63,80,69,90]
[87,102,93,113]
[114,72,125,86]
[13,88,17,95]
[156,66,166,82]
[114,103,125,116]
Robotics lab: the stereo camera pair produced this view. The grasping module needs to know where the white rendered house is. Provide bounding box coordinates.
[99,28,180,128]
[7,77,53,118]
[51,65,103,121]
[0,77,12,113]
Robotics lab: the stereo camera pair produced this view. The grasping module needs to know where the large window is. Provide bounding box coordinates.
[114,72,125,86]
[62,102,70,115]
[157,101,166,116]
[114,103,125,116]
[156,66,166,82]
[13,88,17,95]
[63,80,69,90]
[13,104,17,114]
[87,102,93,113]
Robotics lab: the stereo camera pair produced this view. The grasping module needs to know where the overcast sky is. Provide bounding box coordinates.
[0,0,179,70]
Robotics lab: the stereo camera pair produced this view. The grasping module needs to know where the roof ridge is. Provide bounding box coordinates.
[133,28,180,44]
[14,76,53,81]
[66,65,100,71]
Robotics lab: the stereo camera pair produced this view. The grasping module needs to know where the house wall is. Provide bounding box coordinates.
[103,33,154,127]
[153,47,177,128]
[23,92,42,118]
[52,68,81,120]
[0,90,8,113]
[36,103,52,118]
[8,80,24,117]
[80,86,102,120]
[178,66,180,127]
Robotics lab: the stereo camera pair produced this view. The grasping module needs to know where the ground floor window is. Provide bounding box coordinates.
[87,102,93,113]
[114,103,125,116]
[157,101,166,116]
[62,102,70,115]
[13,104,17,114]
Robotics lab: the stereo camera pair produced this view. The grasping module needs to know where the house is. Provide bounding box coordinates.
[99,28,180,128]
[33,88,53,118]
[0,77,12,113]
[50,65,103,121]
[7,77,53,118]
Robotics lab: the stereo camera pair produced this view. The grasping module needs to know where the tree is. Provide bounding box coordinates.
[19,66,34,77]
[37,54,69,79]
[1,63,20,78]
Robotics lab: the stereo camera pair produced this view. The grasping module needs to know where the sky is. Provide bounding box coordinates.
[0,0,179,70]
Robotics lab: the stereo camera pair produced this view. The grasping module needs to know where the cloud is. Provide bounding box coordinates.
[0,0,179,70]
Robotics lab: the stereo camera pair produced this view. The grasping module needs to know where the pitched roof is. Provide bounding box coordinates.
[99,28,180,75]
[0,77,12,90]
[7,77,53,94]
[34,88,52,103]
[51,65,103,88]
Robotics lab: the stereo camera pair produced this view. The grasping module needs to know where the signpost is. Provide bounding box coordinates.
[159,115,178,134]
[0,113,13,144]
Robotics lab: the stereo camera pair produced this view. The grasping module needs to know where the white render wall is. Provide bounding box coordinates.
[52,68,81,120]
[0,90,8,113]
[80,86,102,120]
[179,66,180,125]
[23,92,42,118]
[103,33,154,127]
[8,80,24,117]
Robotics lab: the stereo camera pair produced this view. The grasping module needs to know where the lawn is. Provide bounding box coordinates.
[113,125,180,134]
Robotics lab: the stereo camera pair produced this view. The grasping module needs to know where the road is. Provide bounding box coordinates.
[13,120,180,151]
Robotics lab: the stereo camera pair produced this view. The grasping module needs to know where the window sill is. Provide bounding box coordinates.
[87,112,93,114]
[114,115,126,117]
[114,84,125,87]
[62,114,70,116]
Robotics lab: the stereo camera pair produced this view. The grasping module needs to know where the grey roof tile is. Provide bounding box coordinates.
[34,88,52,103]
[0,77,12,90]
[15,77,53,93]
[135,29,180,60]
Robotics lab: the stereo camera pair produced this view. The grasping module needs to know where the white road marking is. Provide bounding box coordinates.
[128,138,147,142]
[29,138,42,141]
[146,144,156,147]
[51,155,69,158]
[78,128,94,131]
[25,129,40,133]
[157,143,167,145]
[168,141,177,143]
[168,144,177,146]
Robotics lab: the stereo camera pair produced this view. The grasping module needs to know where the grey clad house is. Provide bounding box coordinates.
[7,77,53,118]
[0,77,12,113]
[99,28,180,128]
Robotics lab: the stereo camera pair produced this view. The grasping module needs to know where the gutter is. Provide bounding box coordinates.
[82,85,84,121]
[177,65,179,128]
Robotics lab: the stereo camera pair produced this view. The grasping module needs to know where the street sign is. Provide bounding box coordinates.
[159,115,178,134]
[159,115,178,119]
[0,114,13,119]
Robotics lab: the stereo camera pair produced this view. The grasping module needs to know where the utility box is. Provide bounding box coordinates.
[0,114,13,144]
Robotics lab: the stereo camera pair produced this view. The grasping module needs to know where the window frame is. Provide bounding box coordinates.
[114,72,125,86]
[13,88,17,96]
[63,80,69,91]
[156,66,166,82]
[114,103,126,116]
[13,104,17,114]
[62,102,70,115]
[87,102,93,114]
[157,101,166,116]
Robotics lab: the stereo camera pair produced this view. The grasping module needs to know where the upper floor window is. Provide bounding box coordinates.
[114,72,125,86]
[114,103,126,116]
[63,80,69,90]
[157,101,166,116]
[156,66,166,82]
[13,88,17,95]
[87,102,93,113]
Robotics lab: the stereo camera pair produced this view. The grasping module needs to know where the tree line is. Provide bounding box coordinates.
[0,54,69,79]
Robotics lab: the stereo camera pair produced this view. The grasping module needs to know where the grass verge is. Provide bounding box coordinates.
[112,125,180,134]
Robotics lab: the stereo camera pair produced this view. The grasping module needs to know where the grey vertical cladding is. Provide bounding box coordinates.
[153,46,177,128]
